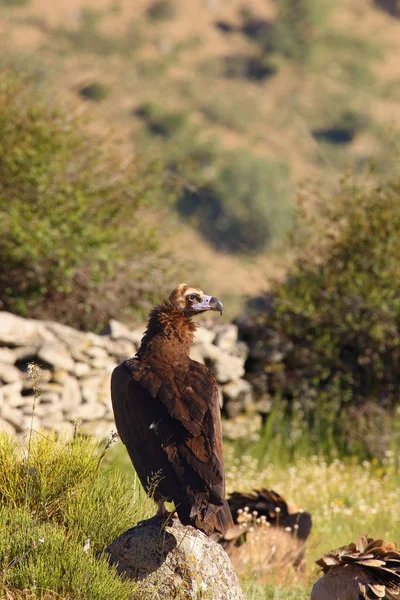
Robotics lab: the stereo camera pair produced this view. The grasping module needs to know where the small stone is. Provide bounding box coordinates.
[0,348,16,364]
[61,375,82,409]
[12,346,39,361]
[85,346,109,359]
[0,417,16,434]
[19,396,36,411]
[214,324,239,348]
[37,342,75,372]
[79,373,103,388]
[41,383,64,394]
[222,379,253,417]
[43,321,88,351]
[1,381,23,400]
[23,394,62,417]
[52,369,69,384]
[0,362,21,383]
[75,402,106,421]
[0,312,55,346]
[81,387,98,405]
[106,338,135,359]
[101,320,143,345]
[5,394,26,409]
[90,357,117,371]
[73,361,91,378]
[203,345,245,384]
[86,332,111,349]
[1,404,25,431]
[194,327,216,345]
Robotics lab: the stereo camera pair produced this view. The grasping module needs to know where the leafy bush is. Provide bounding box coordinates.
[178,149,293,254]
[272,0,331,63]
[79,82,110,101]
[0,71,175,328]
[137,102,188,137]
[223,53,276,81]
[238,0,331,65]
[0,430,152,599]
[312,108,370,144]
[239,175,400,456]
[146,0,176,21]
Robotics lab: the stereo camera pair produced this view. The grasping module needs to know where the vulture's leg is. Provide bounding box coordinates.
[138,500,172,527]
[155,500,169,519]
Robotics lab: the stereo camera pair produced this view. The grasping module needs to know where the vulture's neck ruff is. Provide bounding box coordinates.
[137,301,197,363]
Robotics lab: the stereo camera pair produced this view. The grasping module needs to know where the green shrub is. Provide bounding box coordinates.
[146,0,176,21]
[238,0,331,65]
[137,102,188,138]
[223,52,276,81]
[136,100,158,119]
[0,71,174,328]
[312,108,370,144]
[178,149,293,254]
[0,430,152,599]
[272,0,331,63]
[79,82,110,102]
[240,174,400,456]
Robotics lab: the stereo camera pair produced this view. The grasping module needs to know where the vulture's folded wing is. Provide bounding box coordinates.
[114,358,225,502]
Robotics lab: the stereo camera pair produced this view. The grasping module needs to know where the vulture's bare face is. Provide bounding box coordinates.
[169,284,223,316]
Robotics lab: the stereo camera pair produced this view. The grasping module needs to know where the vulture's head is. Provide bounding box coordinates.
[169,284,223,317]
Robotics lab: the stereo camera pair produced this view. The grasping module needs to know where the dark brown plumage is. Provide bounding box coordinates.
[226,488,312,543]
[215,488,311,577]
[111,284,233,536]
[311,535,400,600]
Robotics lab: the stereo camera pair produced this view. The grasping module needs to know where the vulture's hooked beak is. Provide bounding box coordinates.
[193,294,223,316]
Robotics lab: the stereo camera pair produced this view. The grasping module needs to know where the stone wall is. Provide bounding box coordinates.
[0,312,259,440]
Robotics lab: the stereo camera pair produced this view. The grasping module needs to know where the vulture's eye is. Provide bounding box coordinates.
[189,294,197,302]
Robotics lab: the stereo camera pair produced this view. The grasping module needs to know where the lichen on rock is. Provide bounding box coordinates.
[102,518,245,600]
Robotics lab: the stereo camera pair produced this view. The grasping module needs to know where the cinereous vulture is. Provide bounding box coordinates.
[220,488,312,548]
[311,535,400,600]
[111,284,233,536]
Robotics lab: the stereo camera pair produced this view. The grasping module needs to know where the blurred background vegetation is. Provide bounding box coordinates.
[1,0,400,597]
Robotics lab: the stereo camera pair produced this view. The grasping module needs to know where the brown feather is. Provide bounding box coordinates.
[111,285,233,536]
[225,488,312,543]
[312,536,400,600]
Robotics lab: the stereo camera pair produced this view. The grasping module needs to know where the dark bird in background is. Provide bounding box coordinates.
[225,488,312,544]
[216,488,312,577]
[111,284,233,536]
[311,535,400,600]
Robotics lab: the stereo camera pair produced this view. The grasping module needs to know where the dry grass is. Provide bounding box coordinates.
[227,527,306,584]
[222,447,400,597]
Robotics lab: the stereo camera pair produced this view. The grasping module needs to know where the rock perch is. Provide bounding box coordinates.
[103,518,245,600]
